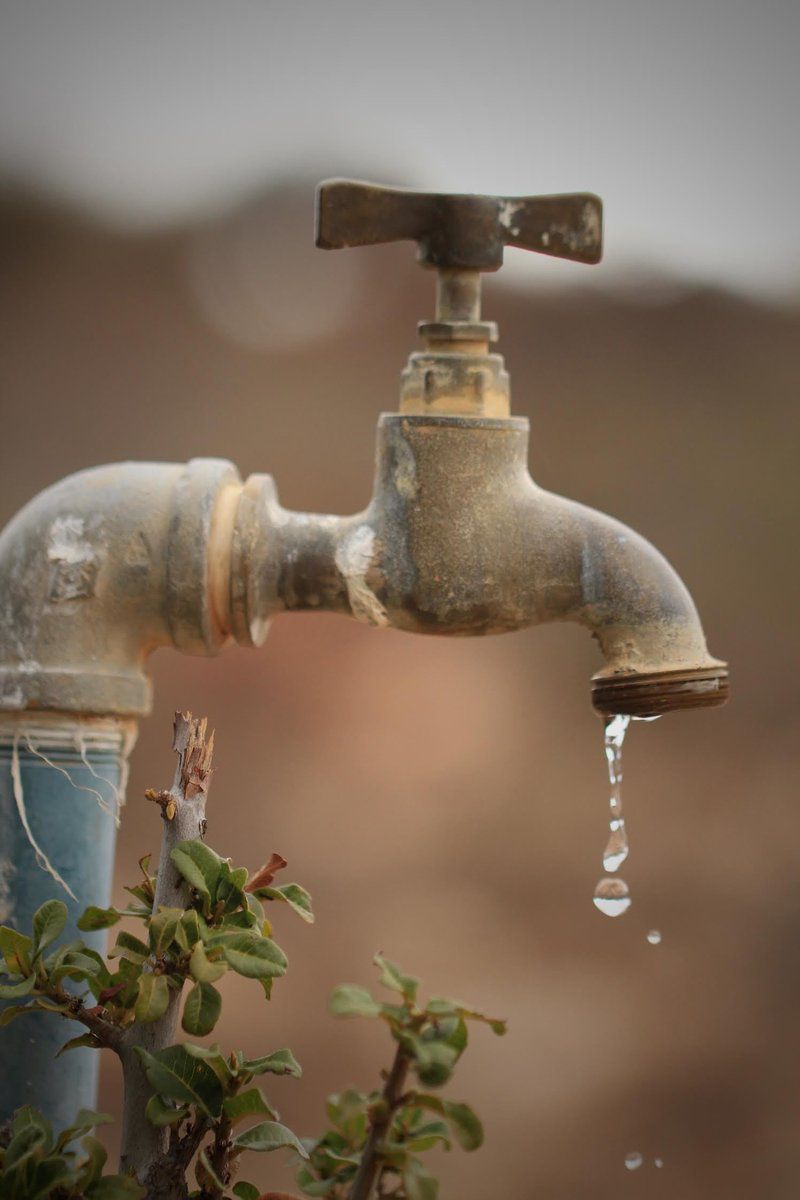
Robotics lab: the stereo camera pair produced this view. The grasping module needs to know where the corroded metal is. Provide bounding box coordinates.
[0,459,238,716]
[229,414,728,717]
[316,180,603,269]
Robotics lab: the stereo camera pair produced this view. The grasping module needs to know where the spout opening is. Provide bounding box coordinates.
[591,665,729,718]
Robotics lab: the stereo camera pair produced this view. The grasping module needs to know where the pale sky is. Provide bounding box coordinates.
[1,0,798,296]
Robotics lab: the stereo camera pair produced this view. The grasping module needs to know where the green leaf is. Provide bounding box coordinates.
[26,1157,72,1200]
[4,1120,48,1169]
[0,1002,35,1026]
[395,1119,451,1153]
[403,1157,439,1200]
[55,1033,102,1057]
[217,909,259,932]
[86,1176,146,1199]
[170,841,223,903]
[411,1095,484,1150]
[232,1184,261,1200]
[189,940,226,983]
[180,909,203,948]
[182,980,221,1036]
[76,1134,107,1188]
[374,953,418,1001]
[325,1089,368,1141]
[55,1108,113,1151]
[0,973,36,999]
[257,883,315,924]
[328,984,381,1018]
[223,1086,276,1123]
[233,1120,309,1158]
[148,908,183,957]
[440,1101,483,1151]
[221,933,287,979]
[13,1104,53,1144]
[240,1046,302,1078]
[33,997,71,1014]
[406,1015,469,1087]
[134,972,170,1023]
[0,925,33,974]
[296,1165,338,1196]
[405,1036,461,1088]
[77,906,122,932]
[145,1094,189,1127]
[110,930,150,965]
[183,1041,236,1085]
[135,1044,224,1118]
[426,997,507,1036]
[32,900,67,958]
[50,949,107,986]
[215,863,247,915]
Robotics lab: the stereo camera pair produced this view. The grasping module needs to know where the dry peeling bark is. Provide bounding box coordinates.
[118,711,214,1195]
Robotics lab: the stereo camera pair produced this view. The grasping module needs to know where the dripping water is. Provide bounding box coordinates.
[593,713,631,917]
[602,712,630,871]
[592,713,660,917]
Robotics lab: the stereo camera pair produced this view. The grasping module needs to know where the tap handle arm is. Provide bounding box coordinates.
[316,178,602,270]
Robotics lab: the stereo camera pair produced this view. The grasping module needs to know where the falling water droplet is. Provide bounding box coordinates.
[624,1151,643,1171]
[647,929,662,945]
[654,1157,664,1168]
[593,877,631,917]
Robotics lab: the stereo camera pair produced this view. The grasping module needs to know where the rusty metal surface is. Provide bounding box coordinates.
[231,414,728,715]
[316,179,603,269]
[0,459,240,716]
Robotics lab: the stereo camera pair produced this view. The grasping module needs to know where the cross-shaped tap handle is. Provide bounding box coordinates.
[316,178,602,271]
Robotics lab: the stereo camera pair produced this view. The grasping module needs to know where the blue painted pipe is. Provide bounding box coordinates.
[0,718,134,1129]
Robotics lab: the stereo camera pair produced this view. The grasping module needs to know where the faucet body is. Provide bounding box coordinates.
[0,414,725,722]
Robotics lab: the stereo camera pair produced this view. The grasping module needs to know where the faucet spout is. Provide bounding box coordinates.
[532,493,728,715]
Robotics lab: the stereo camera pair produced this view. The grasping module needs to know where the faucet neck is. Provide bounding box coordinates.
[399,267,510,419]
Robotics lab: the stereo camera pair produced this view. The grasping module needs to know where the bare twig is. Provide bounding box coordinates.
[201,1114,232,1197]
[348,1043,412,1200]
[118,711,215,1194]
[52,988,126,1055]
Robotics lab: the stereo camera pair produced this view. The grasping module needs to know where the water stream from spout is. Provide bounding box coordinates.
[592,713,661,917]
[593,713,632,916]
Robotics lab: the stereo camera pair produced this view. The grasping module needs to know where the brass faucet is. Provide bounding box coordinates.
[0,179,728,720]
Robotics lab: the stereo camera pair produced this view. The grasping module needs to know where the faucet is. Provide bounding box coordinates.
[0,179,728,1126]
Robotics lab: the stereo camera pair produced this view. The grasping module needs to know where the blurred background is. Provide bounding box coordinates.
[1,1,799,1196]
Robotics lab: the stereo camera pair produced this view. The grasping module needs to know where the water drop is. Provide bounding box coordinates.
[654,1157,664,1168]
[646,929,662,945]
[624,1151,643,1171]
[593,876,631,917]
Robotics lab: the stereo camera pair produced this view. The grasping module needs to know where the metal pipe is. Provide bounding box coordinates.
[0,714,135,1127]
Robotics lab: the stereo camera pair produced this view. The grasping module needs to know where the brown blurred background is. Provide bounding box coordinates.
[1,3,799,1197]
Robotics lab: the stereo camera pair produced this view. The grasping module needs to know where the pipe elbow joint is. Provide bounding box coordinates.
[0,458,241,716]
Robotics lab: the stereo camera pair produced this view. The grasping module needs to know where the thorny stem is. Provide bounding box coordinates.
[348,1042,412,1200]
[118,711,215,1197]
